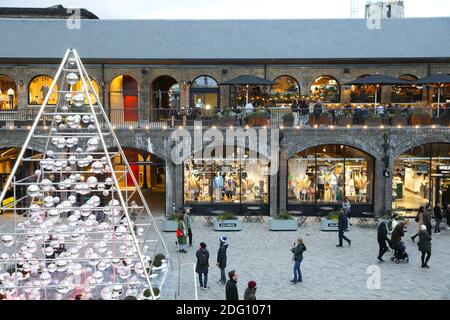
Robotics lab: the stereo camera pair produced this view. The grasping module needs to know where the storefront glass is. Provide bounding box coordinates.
[288,145,373,205]
[269,76,300,106]
[71,78,99,104]
[310,76,340,103]
[393,143,450,209]
[391,74,422,103]
[190,76,219,117]
[350,75,381,104]
[432,85,450,103]
[184,148,269,205]
[28,75,58,105]
[0,75,17,110]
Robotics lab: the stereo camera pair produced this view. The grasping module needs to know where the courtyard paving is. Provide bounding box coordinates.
[159,217,450,300]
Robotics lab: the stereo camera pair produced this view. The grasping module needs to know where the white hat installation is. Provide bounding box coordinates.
[0,49,169,300]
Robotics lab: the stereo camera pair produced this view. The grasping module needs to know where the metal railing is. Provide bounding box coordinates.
[0,106,449,129]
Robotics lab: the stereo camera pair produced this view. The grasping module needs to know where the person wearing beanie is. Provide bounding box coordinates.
[244,280,257,300]
[225,270,239,300]
[196,242,210,290]
[291,238,306,284]
[217,235,229,285]
[418,224,432,268]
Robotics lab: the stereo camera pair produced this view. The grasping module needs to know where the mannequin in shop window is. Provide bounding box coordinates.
[328,172,338,202]
[213,172,224,201]
[40,83,49,101]
[241,173,255,201]
[317,171,325,201]
[355,174,369,203]
[224,173,235,201]
[7,88,14,108]
[296,176,311,201]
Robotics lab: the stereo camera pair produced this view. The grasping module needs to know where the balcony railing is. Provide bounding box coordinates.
[0,107,449,129]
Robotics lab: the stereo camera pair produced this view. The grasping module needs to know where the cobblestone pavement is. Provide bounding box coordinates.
[159,217,450,300]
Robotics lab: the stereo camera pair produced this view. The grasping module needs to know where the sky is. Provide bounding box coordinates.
[1,0,449,19]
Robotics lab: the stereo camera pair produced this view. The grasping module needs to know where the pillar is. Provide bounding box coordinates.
[180,82,190,109]
[165,159,174,216]
[381,86,392,105]
[278,151,288,213]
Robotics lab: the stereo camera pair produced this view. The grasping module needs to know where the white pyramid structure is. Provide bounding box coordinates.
[0,49,169,300]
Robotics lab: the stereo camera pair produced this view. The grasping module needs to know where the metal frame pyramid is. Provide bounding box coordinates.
[0,49,169,300]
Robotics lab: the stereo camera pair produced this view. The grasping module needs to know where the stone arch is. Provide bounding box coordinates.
[391,132,450,158]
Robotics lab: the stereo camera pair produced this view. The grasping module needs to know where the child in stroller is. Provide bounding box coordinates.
[390,240,409,263]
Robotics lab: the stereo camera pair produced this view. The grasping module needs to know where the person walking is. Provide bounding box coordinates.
[291,238,306,284]
[336,209,351,247]
[244,281,257,300]
[226,270,239,300]
[423,203,432,236]
[434,204,442,234]
[313,99,322,126]
[377,221,390,262]
[418,225,432,268]
[411,206,424,242]
[183,211,193,246]
[176,215,187,253]
[342,197,352,225]
[196,242,210,290]
[216,235,228,285]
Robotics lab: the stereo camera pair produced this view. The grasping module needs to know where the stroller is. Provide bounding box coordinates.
[390,241,409,264]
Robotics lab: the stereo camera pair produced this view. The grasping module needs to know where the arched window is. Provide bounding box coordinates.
[190,75,219,115]
[350,75,381,104]
[0,75,17,110]
[393,143,450,210]
[288,145,374,210]
[151,76,179,109]
[71,77,100,104]
[109,75,139,122]
[270,76,300,106]
[28,75,59,105]
[432,75,450,103]
[310,76,340,103]
[391,74,422,103]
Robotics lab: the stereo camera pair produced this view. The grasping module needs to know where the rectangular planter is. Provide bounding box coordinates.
[213,219,242,231]
[268,218,298,231]
[162,219,178,232]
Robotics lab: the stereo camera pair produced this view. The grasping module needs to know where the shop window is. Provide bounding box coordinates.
[109,75,139,122]
[310,76,340,103]
[29,75,59,105]
[391,74,422,103]
[151,76,179,109]
[71,77,99,104]
[288,145,373,205]
[184,147,270,205]
[350,75,381,104]
[432,82,450,104]
[269,76,300,106]
[229,85,265,108]
[190,76,219,117]
[393,143,450,210]
[0,75,18,110]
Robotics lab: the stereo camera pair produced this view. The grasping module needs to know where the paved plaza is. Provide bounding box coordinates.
[160,217,450,300]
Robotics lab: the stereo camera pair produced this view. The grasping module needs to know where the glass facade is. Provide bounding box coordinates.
[190,76,219,117]
[28,75,59,105]
[270,76,300,106]
[0,75,17,110]
[184,148,269,205]
[288,145,374,205]
[71,78,99,104]
[391,74,422,103]
[350,75,381,104]
[310,76,340,103]
[393,143,450,210]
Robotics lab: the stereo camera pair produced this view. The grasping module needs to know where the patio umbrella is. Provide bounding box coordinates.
[415,74,450,116]
[344,74,411,106]
[220,75,276,105]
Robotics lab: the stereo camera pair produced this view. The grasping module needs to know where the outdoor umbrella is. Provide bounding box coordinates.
[415,73,450,116]
[344,74,411,106]
[220,75,277,104]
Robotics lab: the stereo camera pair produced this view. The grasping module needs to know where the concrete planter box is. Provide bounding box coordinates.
[268,218,298,231]
[213,219,242,231]
[162,219,178,232]
[320,218,351,232]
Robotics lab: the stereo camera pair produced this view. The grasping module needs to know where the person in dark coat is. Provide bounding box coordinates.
[434,204,442,234]
[313,99,323,126]
[422,204,433,236]
[244,281,257,300]
[291,238,306,284]
[418,225,432,268]
[337,209,351,247]
[195,242,209,290]
[411,206,424,242]
[216,235,228,285]
[377,221,390,262]
[391,222,405,249]
[225,270,239,300]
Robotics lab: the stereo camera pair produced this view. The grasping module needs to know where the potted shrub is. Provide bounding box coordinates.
[320,211,350,232]
[163,212,180,232]
[142,287,160,300]
[268,211,298,231]
[319,112,331,125]
[364,113,382,126]
[246,110,270,127]
[213,211,242,231]
[152,253,168,271]
[410,109,432,126]
[282,112,294,127]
